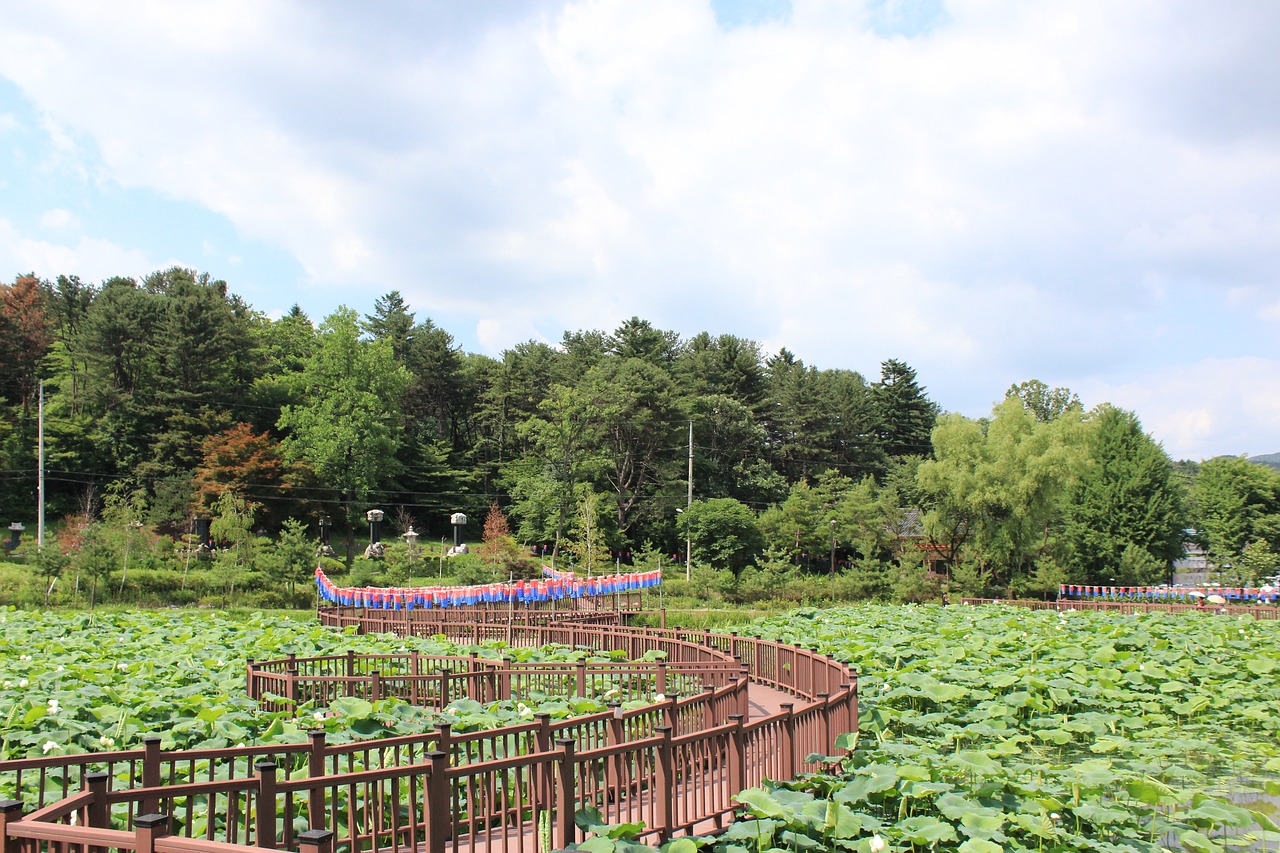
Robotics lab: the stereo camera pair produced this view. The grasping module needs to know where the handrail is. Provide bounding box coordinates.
[2,606,857,853]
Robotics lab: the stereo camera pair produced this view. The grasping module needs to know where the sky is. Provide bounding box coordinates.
[1,0,1278,461]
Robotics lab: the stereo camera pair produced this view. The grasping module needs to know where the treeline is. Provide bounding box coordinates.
[1,268,1277,599]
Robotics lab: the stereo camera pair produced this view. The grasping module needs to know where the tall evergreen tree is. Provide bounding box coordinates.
[364,291,415,362]
[1060,406,1185,584]
[874,359,937,460]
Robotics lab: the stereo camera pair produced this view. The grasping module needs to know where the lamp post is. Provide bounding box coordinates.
[364,509,385,559]
[829,519,837,579]
[403,527,419,572]
[119,520,143,595]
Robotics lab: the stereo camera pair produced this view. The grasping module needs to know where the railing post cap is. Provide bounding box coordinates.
[298,829,335,843]
[134,813,170,828]
[425,750,448,760]
[86,770,111,782]
[0,799,23,814]
[255,760,278,772]
[727,713,744,722]
[535,712,551,722]
[143,736,162,745]
[309,729,326,741]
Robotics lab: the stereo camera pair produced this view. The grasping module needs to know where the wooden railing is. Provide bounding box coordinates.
[1,607,857,853]
[961,598,1280,619]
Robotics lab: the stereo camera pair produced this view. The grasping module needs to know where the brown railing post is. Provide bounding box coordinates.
[1,800,24,853]
[663,692,679,731]
[345,650,356,679]
[133,813,170,853]
[411,653,421,706]
[727,714,746,792]
[656,662,667,697]
[425,751,449,853]
[702,685,716,731]
[256,761,278,849]
[86,771,110,828]
[816,692,832,757]
[308,730,326,828]
[556,740,577,850]
[779,703,796,779]
[287,667,300,707]
[436,722,452,759]
[370,671,382,702]
[246,659,257,700]
[606,703,624,796]
[142,737,162,814]
[297,828,334,853]
[655,726,674,843]
[575,661,587,698]
[439,670,450,706]
[500,657,513,701]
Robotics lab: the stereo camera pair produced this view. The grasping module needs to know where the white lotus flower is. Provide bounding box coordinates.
[313,711,326,721]
[517,702,532,717]
[20,654,32,661]
[99,736,115,747]
[2,681,10,688]
[18,679,28,688]
[869,834,886,852]
[117,663,129,671]
[55,666,64,673]
[654,693,666,702]
[47,698,60,714]
[42,740,58,754]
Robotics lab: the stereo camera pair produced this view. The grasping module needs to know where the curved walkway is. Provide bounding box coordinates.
[0,604,857,853]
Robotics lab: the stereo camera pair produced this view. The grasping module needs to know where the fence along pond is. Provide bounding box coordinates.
[0,603,857,853]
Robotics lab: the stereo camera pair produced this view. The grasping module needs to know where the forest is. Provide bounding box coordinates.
[1,268,1278,604]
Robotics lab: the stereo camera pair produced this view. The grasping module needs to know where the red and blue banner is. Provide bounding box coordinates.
[1058,584,1277,603]
[316,566,662,609]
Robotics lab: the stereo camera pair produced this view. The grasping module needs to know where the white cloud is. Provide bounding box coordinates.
[0,217,164,283]
[38,208,75,229]
[0,0,1278,455]
[1081,358,1280,460]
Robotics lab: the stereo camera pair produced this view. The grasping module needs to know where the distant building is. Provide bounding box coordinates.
[1173,533,1210,585]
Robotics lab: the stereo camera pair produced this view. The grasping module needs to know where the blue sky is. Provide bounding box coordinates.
[1,0,1278,460]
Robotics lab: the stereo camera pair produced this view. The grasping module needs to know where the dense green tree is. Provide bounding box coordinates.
[683,497,764,573]
[1189,456,1280,566]
[1059,406,1185,584]
[607,317,681,366]
[363,291,415,361]
[1006,380,1082,423]
[918,397,1085,586]
[688,395,785,508]
[579,358,686,536]
[677,333,765,408]
[874,359,937,459]
[277,307,412,544]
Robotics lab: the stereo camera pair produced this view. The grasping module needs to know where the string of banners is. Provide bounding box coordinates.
[1059,584,1277,603]
[315,565,661,609]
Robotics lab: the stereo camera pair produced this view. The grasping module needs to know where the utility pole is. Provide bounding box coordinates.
[37,381,45,548]
[686,420,693,581]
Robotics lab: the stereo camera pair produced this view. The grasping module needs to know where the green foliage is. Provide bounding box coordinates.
[277,307,411,531]
[595,605,1280,853]
[0,608,632,766]
[1060,406,1185,584]
[918,397,1087,587]
[683,497,763,572]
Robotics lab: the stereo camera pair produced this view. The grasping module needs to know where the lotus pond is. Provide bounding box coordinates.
[694,604,1279,853]
[0,607,636,759]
